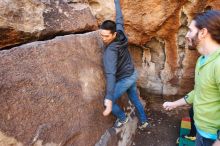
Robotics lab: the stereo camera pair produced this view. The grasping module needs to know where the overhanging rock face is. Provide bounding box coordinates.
[0,0,98,50]
[0,32,114,146]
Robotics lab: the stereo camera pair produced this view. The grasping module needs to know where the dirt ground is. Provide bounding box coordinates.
[133,96,190,146]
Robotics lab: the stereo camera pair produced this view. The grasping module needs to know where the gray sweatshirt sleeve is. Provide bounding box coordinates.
[115,0,124,31]
[104,46,118,101]
[114,0,127,41]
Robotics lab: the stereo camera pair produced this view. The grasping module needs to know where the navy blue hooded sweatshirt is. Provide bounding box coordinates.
[103,0,134,101]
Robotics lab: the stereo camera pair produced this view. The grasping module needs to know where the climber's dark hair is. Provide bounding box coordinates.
[100,20,116,34]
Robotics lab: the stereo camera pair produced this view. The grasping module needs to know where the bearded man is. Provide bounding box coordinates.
[163,10,220,146]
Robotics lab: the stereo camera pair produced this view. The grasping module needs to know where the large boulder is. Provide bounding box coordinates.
[0,29,142,146]
[0,32,112,146]
[0,0,98,50]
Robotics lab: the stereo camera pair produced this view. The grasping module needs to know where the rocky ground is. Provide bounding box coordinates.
[133,96,190,146]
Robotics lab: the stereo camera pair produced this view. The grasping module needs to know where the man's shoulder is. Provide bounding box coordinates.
[106,42,119,51]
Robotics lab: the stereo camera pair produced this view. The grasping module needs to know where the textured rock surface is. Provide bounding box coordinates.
[1,0,220,146]
[0,0,98,49]
[88,0,220,96]
[0,32,113,146]
[88,0,115,24]
[0,30,141,145]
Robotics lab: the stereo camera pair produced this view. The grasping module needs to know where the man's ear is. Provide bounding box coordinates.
[113,32,117,38]
[199,28,208,39]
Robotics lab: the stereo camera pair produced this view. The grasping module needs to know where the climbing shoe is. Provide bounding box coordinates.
[113,117,129,128]
[138,121,149,130]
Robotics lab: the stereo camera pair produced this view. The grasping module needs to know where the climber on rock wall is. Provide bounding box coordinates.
[99,0,149,130]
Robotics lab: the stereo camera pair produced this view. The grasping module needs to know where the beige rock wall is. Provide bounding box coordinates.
[89,0,220,95]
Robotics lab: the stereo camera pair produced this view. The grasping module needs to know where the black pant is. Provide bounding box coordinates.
[189,107,196,136]
[195,132,215,146]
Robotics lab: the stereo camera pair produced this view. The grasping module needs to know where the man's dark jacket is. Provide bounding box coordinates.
[103,0,135,101]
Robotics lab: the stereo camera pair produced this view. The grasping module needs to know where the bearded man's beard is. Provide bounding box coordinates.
[186,32,199,50]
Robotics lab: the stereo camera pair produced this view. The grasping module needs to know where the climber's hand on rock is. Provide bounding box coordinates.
[103,99,112,116]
